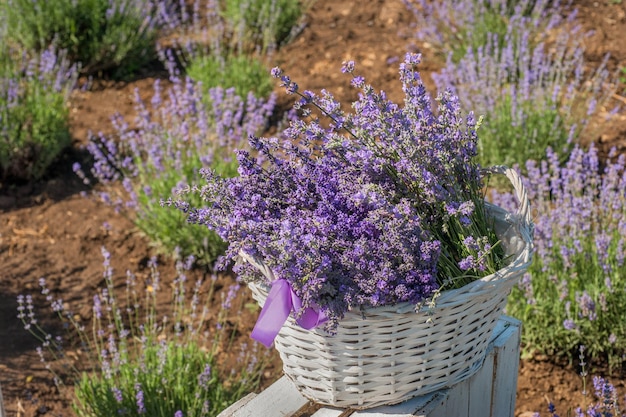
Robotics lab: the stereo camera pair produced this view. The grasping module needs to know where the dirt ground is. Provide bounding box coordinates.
[1,0,626,416]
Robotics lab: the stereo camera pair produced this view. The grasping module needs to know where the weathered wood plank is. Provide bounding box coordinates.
[310,407,347,417]
[0,382,6,417]
[426,326,515,417]
[217,377,308,417]
[217,393,257,417]
[490,317,522,417]
[427,374,469,417]
[468,348,495,417]
[350,391,448,417]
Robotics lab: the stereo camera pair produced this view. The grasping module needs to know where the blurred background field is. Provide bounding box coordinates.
[1,1,626,416]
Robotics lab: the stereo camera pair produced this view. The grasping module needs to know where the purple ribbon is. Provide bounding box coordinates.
[251,279,327,347]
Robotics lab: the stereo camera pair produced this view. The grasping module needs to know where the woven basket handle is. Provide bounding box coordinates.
[239,250,276,283]
[482,165,532,232]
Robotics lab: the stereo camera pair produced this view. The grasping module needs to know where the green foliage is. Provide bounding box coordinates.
[477,95,572,170]
[476,61,614,180]
[450,0,547,62]
[186,54,274,100]
[446,4,509,63]
[222,0,304,54]
[1,0,164,77]
[73,342,247,417]
[166,0,304,99]
[0,48,77,180]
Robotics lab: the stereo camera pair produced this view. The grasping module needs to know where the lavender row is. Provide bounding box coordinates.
[491,144,626,368]
[405,0,619,171]
[0,47,78,180]
[75,74,277,265]
[18,248,266,417]
[1,0,173,77]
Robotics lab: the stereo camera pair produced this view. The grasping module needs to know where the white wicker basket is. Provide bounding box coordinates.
[242,166,533,409]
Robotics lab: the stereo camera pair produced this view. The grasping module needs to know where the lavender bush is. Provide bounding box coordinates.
[159,0,297,103]
[186,54,274,101]
[75,75,276,266]
[222,0,305,54]
[17,247,265,417]
[1,0,173,76]
[0,46,78,180]
[175,53,507,331]
[157,0,230,67]
[433,20,616,171]
[403,0,568,62]
[163,0,304,61]
[492,145,626,368]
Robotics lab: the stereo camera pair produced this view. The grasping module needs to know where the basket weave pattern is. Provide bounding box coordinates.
[245,166,533,409]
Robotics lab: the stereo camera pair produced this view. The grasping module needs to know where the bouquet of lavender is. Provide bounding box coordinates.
[176,53,508,340]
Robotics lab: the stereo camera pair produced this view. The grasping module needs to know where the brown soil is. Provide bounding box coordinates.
[1,1,626,416]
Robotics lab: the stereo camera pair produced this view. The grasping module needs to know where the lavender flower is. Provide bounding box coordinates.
[180,54,507,331]
[563,319,577,331]
[221,284,240,310]
[93,294,103,319]
[198,364,212,390]
[576,292,597,321]
[135,383,146,414]
[458,256,476,271]
[112,387,124,403]
[547,402,559,417]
